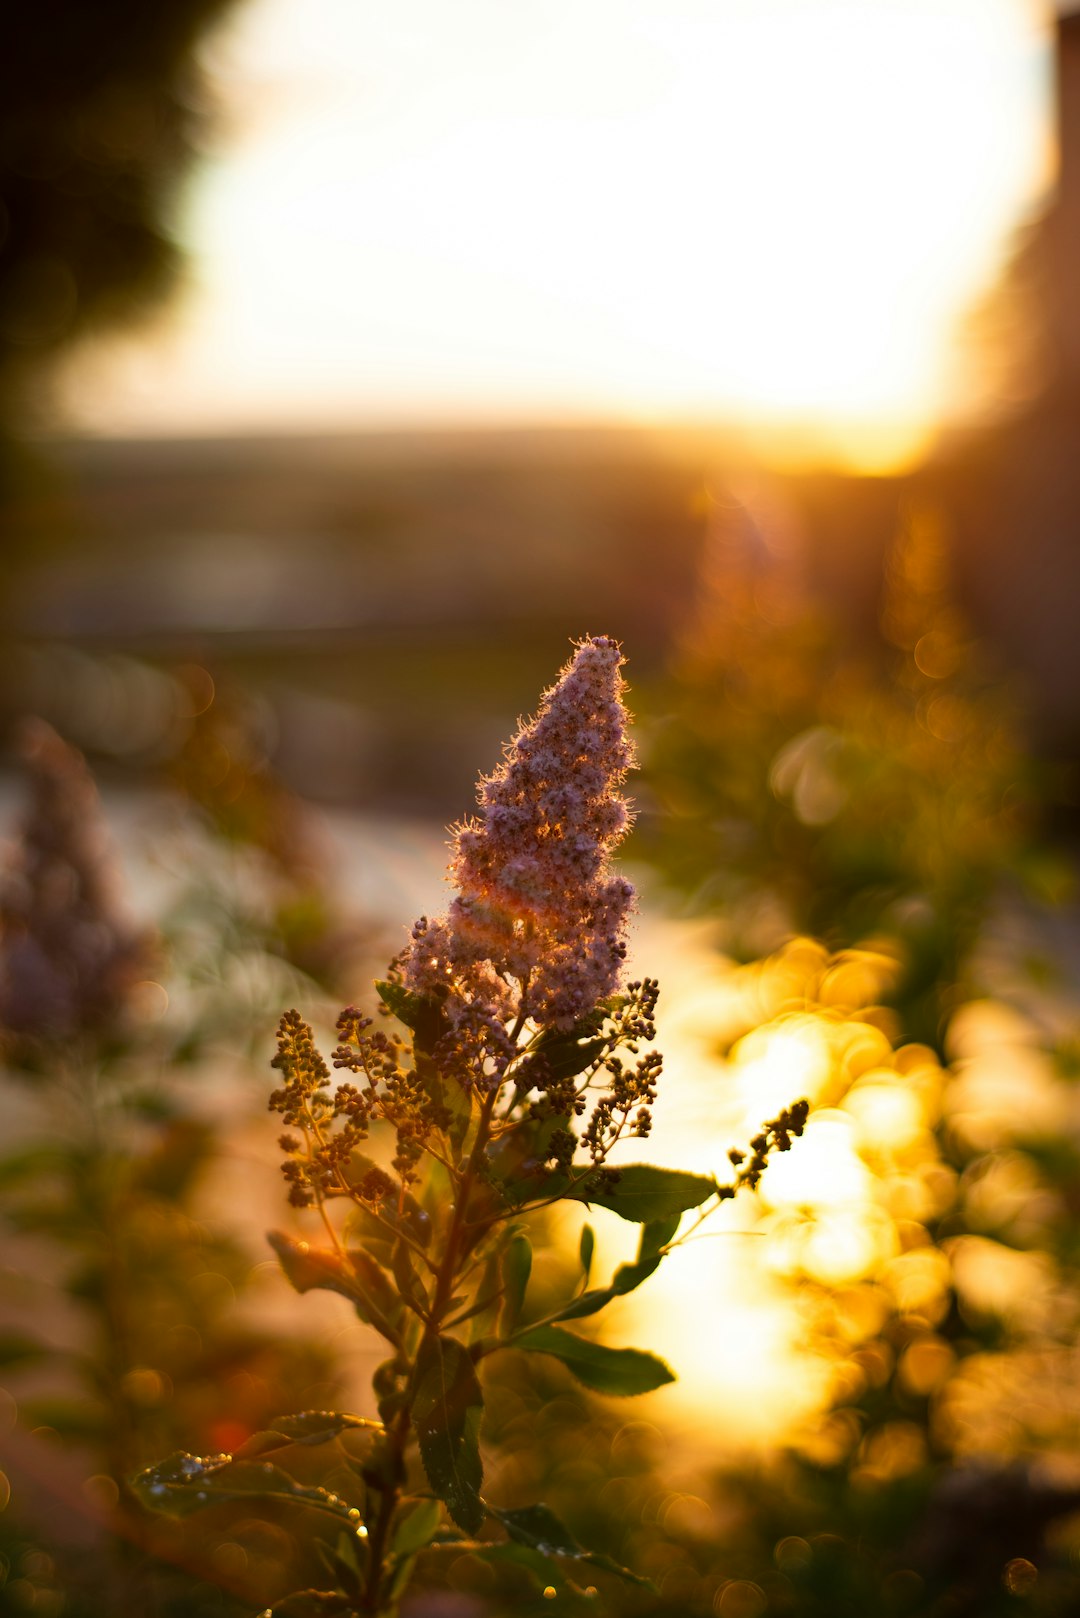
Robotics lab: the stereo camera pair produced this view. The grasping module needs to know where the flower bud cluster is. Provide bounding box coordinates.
[404,636,636,1029]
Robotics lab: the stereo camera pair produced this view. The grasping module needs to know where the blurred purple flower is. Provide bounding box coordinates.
[0,720,151,1046]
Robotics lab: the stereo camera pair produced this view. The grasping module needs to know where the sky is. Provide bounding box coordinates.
[62,0,1053,470]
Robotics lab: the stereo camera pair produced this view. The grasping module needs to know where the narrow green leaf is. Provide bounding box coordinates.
[499,1232,532,1335]
[235,1411,382,1460]
[490,1502,655,1590]
[350,1251,406,1339]
[312,1537,365,1603]
[411,1336,484,1534]
[131,1451,362,1524]
[392,1240,429,1317]
[390,1497,443,1557]
[567,1164,716,1223]
[513,1326,674,1395]
[464,1246,504,1343]
[552,1216,676,1324]
[578,1225,595,1285]
[475,1542,577,1593]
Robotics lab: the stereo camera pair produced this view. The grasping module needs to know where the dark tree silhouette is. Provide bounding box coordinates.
[0,0,242,421]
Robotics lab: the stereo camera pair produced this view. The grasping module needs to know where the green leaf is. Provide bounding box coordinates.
[490,1502,655,1590]
[552,1216,678,1324]
[475,1542,580,1594]
[512,1326,674,1395]
[392,1239,429,1317]
[411,1335,484,1534]
[375,980,445,1051]
[131,1451,363,1524]
[391,1497,443,1558]
[499,1232,532,1335]
[268,1232,402,1345]
[461,1245,504,1343]
[531,1031,608,1083]
[578,1225,595,1285]
[349,1252,406,1342]
[567,1164,716,1224]
[312,1537,365,1603]
[235,1411,382,1460]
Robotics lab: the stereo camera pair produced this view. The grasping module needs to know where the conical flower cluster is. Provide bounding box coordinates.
[405,635,636,1028]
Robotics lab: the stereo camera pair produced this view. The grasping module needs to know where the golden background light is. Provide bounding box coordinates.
[64,0,1051,470]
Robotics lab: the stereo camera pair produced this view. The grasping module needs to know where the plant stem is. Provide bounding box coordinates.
[362,1083,501,1615]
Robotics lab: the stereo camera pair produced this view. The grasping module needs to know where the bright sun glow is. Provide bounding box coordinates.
[63,0,1051,470]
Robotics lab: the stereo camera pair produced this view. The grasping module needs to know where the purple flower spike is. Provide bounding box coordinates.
[404,636,636,1028]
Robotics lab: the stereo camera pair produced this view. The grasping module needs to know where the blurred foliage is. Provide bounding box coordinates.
[637,498,1070,1051]
[166,666,377,997]
[0,718,365,1614]
[550,500,1080,1616]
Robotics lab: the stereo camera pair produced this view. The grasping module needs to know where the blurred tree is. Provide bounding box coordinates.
[0,0,244,542]
[0,0,241,404]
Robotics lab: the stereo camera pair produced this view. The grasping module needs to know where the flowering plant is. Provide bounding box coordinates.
[135,637,806,1616]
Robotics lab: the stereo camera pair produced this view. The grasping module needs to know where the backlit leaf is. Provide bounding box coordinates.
[552,1215,678,1323]
[235,1410,382,1460]
[578,1224,595,1285]
[512,1325,674,1395]
[499,1232,532,1335]
[390,1497,443,1558]
[131,1451,362,1524]
[567,1164,716,1223]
